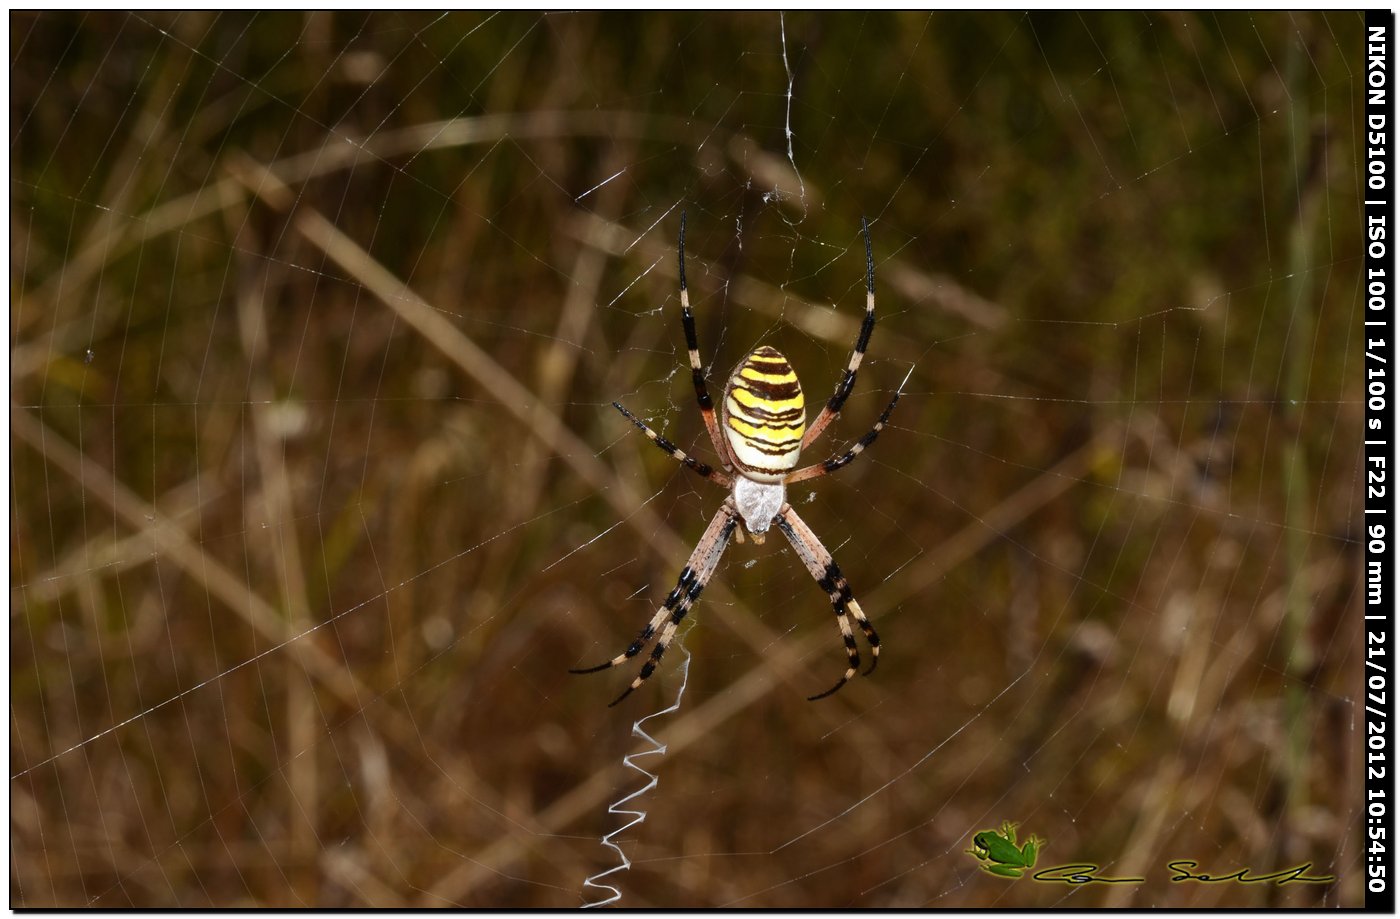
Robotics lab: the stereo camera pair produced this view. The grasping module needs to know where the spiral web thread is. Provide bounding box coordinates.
[579,641,694,908]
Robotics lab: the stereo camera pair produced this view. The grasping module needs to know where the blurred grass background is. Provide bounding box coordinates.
[10,11,1365,907]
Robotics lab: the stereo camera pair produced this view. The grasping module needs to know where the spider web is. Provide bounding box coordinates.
[10,11,1368,907]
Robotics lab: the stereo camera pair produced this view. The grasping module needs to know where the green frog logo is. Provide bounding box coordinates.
[966,822,1045,879]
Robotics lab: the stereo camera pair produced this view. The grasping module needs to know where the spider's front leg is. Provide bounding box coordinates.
[570,501,738,706]
[775,504,881,700]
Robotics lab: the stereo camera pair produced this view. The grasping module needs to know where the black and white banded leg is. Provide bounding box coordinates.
[612,402,733,487]
[677,211,734,468]
[570,500,739,706]
[776,505,881,700]
[784,383,902,485]
[802,216,876,451]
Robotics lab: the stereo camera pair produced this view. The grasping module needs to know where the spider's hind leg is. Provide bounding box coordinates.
[612,401,731,487]
[802,217,876,451]
[677,211,734,468]
[784,384,903,486]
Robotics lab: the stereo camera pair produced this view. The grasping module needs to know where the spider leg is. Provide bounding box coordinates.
[678,211,735,468]
[570,502,738,706]
[612,402,732,487]
[801,217,875,451]
[785,384,901,485]
[776,505,882,701]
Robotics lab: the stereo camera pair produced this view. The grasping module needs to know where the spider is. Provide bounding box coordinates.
[571,213,903,706]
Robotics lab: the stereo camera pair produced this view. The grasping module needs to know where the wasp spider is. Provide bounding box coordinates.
[572,214,903,706]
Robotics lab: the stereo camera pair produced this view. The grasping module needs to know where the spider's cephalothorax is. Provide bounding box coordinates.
[572,212,905,706]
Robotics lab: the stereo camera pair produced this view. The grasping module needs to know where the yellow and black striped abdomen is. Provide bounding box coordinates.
[723,345,805,481]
